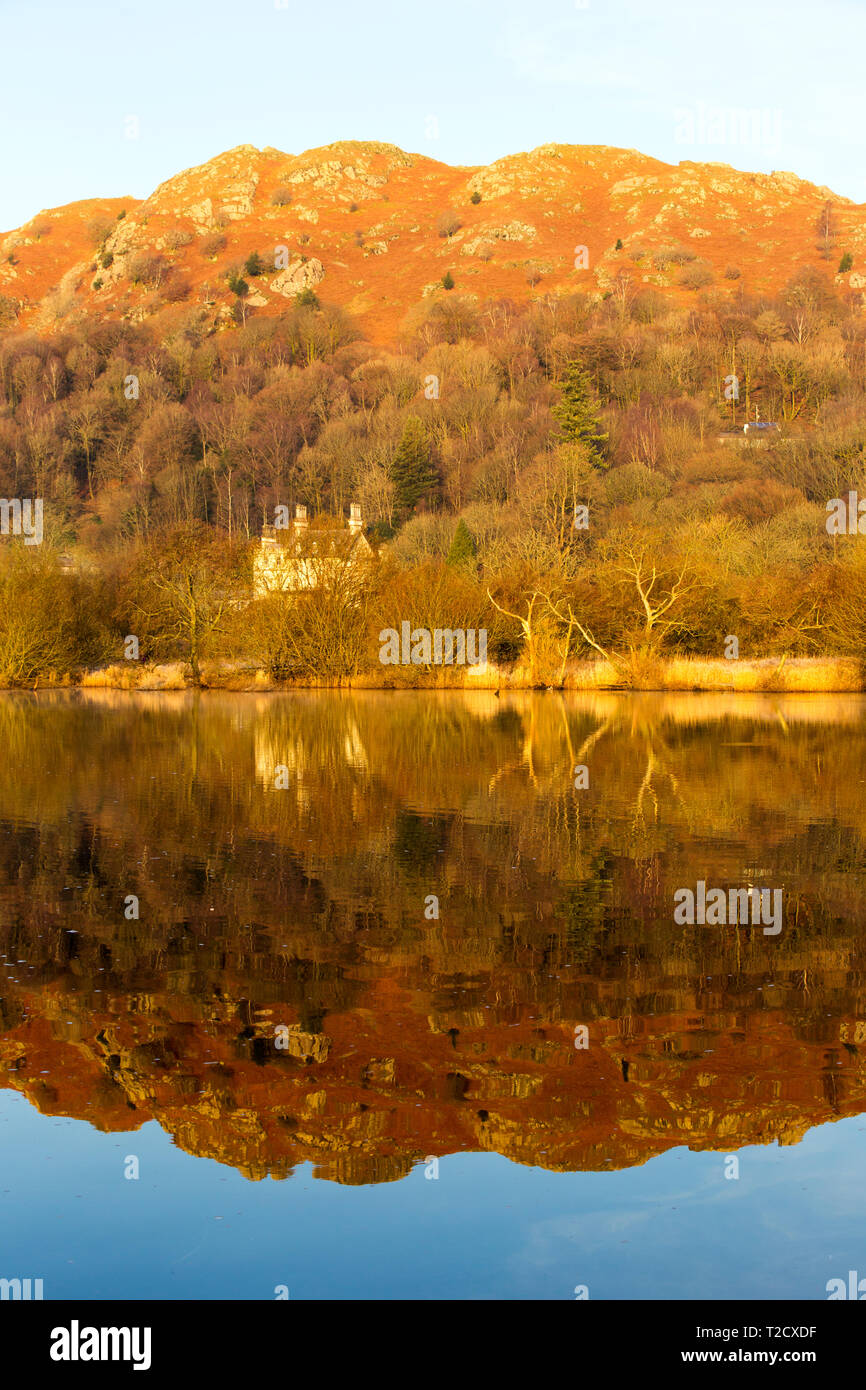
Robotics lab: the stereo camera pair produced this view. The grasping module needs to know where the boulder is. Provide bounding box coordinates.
[269,257,324,297]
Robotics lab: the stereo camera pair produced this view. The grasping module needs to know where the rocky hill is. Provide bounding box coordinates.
[2,140,864,343]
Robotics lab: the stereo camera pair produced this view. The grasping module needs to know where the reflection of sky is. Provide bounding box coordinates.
[1,1089,861,1300]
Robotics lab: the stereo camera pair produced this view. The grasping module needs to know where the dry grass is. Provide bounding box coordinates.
[79,664,140,690]
[62,654,866,694]
[660,656,862,693]
[562,655,862,692]
[80,662,189,691]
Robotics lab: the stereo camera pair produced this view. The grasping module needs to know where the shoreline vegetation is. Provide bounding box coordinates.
[44,653,865,693]
[5,275,866,699]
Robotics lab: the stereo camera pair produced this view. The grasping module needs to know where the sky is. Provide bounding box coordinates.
[1,0,864,230]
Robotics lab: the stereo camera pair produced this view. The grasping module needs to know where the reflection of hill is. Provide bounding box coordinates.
[1,689,865,1182]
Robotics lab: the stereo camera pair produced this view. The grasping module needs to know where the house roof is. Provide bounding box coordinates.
[260,523,372,556]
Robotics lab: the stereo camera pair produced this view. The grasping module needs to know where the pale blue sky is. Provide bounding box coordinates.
[1,0,863,230]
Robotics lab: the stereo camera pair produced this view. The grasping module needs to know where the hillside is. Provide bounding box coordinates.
[2,140,864,342]
[3,139,866,688]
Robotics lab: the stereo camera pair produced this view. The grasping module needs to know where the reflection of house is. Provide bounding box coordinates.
[253,503,372,597]
[254,715,369,790]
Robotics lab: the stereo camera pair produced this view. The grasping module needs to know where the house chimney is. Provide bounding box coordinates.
[294,503,308,532]
[348,502,362,535]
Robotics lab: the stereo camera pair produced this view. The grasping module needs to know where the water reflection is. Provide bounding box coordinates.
[0,689,865,1184]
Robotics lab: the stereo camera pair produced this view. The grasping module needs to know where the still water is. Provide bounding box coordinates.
[1,689,865,1300]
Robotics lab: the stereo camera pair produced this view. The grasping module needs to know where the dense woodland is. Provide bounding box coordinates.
[2,263,866,685]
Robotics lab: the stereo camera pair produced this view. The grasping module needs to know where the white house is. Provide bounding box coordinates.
[253,503,373,597]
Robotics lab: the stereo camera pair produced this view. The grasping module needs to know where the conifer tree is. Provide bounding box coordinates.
[389,416,438,514]
[446,518,477,568]
[552,363,609,466]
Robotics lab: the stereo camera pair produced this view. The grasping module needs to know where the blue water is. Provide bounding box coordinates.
[2,1090,862,1300]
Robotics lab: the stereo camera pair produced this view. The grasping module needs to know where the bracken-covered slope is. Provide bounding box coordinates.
[2,141,865,344]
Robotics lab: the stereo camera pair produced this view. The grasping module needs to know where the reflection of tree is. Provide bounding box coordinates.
[631,728,690,840]
[560,853,615,963]
[1,690,866,1181]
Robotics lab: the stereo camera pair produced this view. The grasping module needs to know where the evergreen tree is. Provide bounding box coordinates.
[446,518,477,568]
[389,416,438,514]
[552,363,608,466]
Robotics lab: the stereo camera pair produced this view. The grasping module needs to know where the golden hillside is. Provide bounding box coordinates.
[2,140,863,343]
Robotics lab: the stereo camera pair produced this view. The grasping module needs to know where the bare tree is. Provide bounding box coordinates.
[486,587,549,684]
[611,540,700,648]
[131,524,246,684]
